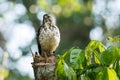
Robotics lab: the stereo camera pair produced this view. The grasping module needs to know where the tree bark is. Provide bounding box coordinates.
[31,51,57,80]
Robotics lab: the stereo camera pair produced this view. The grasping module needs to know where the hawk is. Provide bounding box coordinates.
[37,14,60,62]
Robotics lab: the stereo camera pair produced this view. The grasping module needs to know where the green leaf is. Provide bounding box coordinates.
[93,66,104,73]
[86,40,105,52]
[64,62,77,80]
[96,68,118,80]
[55,59,66,79]
[116,65,120,77]
[62,48,74,61]
[107,68,118,80]
[118,48,120,57]
[87,40,99,50]
[55,59,77,80]
[80,75,90,80]
[94,50,101,64]
[85,40,105,65]
[100,46,118,66]
[70,49,85,69]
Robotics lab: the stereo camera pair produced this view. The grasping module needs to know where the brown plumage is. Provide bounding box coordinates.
[37,14,60,62]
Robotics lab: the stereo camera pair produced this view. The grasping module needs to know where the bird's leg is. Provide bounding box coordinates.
[44,52,48,63]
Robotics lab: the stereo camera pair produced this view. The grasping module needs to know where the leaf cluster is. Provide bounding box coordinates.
[55,36,120,80]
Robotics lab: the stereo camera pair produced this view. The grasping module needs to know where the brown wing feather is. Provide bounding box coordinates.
[37,26,42,55]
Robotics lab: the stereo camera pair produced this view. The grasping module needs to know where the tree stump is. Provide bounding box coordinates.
[31,50,57,80]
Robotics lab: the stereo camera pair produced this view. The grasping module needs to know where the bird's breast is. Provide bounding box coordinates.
[39,25,60,52]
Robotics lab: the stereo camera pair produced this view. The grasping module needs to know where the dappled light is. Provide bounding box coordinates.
[89,26,103,41]
[0,0,120,80]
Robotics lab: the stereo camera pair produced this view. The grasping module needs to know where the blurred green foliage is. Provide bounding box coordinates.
[6,69,31,80]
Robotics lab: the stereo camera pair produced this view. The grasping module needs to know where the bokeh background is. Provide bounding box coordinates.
[0,0,120,80]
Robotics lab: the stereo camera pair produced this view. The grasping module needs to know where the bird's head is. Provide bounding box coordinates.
[43,14,53,25]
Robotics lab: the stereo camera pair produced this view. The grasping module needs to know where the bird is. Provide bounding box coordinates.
[37,14,60,62]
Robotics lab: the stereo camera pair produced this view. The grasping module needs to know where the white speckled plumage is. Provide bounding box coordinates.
[37,14,60,57]
[39,24,60,54]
